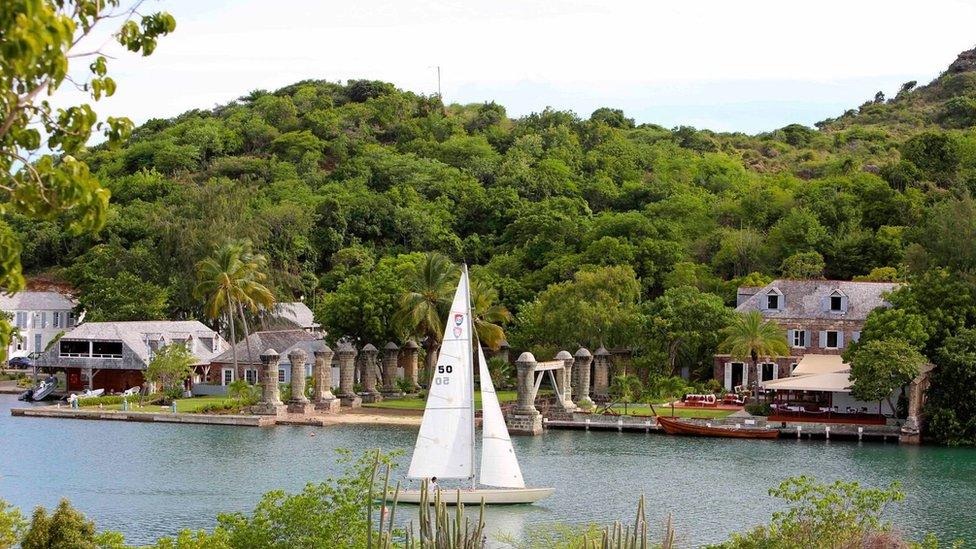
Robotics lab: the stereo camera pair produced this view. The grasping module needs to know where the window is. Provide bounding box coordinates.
[222,368,234,385]
[199,337,214,352]
[826,331,839,349]
[59,340,90,357]
[830,295,843,311]
[38,313,46,329]
[52,312,61,328]
[245,369,257,384]
[92,341,123,358]
[15,312,26,328]
[767,294,779,310]
[278,369,286,383]
[68,313,76,327]
[790,363,798,374]
[761,363,776,382]
[792,330,806,347]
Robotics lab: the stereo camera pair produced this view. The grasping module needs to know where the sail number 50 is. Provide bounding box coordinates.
[435,364,453,385]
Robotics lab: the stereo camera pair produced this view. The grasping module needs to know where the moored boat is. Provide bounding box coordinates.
[18,376,58,402]
[657,416,779,439]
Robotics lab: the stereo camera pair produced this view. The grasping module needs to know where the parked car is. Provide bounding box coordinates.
[7,356,33,369]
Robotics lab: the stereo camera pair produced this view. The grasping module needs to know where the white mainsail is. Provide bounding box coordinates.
[407,269,475,480]
[477,345,525,488]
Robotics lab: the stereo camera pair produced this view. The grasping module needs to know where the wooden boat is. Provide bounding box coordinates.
[657,416,779,439]
[392,266,553,506]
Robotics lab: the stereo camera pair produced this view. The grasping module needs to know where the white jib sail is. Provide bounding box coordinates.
[478,345,525,488]
[407,270,475,480]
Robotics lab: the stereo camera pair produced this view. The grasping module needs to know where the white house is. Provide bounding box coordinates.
[0,291,81,359]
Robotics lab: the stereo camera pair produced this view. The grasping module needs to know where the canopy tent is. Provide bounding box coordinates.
[762,372,851,393]
[792,354,848,376]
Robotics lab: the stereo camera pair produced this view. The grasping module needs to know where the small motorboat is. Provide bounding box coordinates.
[18,376,59,402]
[78,388,105,398]
[121,386,140,397]
[657,416,779,439]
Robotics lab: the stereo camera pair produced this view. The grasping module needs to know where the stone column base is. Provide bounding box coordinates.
[506,412,543,436]
[340,395,362,408]
[361,392,383,403]
[287,401,314,414]
[381,391,405,399]
[314,398,341,413]
[250,403,286,416]
[900,427,921,445]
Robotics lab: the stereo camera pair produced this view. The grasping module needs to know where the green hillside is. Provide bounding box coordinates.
[13,48,976,353]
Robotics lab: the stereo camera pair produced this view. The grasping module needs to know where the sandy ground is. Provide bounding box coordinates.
[277,407,424,427]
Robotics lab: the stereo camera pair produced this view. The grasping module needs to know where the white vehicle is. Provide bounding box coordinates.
[395,266,553,506]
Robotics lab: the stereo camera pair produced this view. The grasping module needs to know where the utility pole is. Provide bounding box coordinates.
[436,65,442,99]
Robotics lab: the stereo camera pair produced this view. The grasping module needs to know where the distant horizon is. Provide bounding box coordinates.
[55,0,976,135]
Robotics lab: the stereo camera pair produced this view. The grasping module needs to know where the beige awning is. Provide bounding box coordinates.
[763,372,851,393]
[792,354,849,376]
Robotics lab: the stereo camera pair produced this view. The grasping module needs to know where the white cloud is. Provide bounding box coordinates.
[56,0,976,133]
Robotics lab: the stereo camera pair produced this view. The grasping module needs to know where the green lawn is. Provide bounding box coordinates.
[365,390,520,411]
[599,404,734,419]
[80,396,241,414]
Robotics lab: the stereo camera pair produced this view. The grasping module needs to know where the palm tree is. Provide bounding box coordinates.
[470,278,512,351]
[719,311,789,402]
[194,241,276,374]
[394,252,457,379]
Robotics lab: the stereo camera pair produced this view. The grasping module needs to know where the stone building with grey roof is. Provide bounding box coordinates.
[42,320,227,393]
[0,290,80,360]
[715,279,901,391]
[205,329,328,387]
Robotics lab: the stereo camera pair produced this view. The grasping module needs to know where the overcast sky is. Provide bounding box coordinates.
[72,0,976,134]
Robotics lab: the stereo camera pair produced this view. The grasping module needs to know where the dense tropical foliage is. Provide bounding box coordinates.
[8,31,976,438]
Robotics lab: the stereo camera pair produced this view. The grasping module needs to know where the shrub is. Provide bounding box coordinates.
[744,402,772,416]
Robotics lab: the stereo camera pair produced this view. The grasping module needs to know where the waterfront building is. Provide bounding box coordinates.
[205,329,330,387]
[0,290,80,359]
[42,321,226,392]
[714,279,900,391]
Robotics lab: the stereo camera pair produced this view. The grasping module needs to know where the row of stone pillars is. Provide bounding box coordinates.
[250,340,422,415]
[508,346,618,435]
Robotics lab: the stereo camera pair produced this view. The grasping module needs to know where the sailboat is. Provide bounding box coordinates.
[396,266,554,505]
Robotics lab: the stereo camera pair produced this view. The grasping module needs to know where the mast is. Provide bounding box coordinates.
[463,264,476,490]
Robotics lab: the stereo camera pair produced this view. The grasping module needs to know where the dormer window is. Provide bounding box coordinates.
[764,288,783,311]
[826,289,847,313]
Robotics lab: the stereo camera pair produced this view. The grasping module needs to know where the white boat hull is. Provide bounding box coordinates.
[393,487,554,505]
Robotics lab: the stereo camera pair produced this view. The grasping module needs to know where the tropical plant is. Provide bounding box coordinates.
[711,476,906,549]
[194,240,275,372]
[470,277,513,350]
[719,311,789,401]
[145,344,195,400]
[20,499,125,549]
[394,252,457,379]
[0,0,174,360]
[848,339,924,415]
[608,374,644,415]
[487,356,514,388]
[0,499,24,549]
[227,379,258,404]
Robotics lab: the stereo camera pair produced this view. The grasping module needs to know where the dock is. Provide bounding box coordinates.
[11,406,276,427]
[542,414,905,443]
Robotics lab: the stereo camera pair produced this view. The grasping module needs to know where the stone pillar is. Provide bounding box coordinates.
[495,339,511,364]
[554,350,576,412]
[508,351,543,435]
[382,342,402,397]
[901,364,933,444]
[610,348,631,379]
[400,339,420,391]
[360,343,382,403]
[252,349,285,415]
[312,346,340,412]
[286,348,313,414]
[593,346,611,401]
[337,341,361,408]
[574,348,594,409]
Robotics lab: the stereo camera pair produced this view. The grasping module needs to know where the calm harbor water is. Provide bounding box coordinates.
[1,395,974,547]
